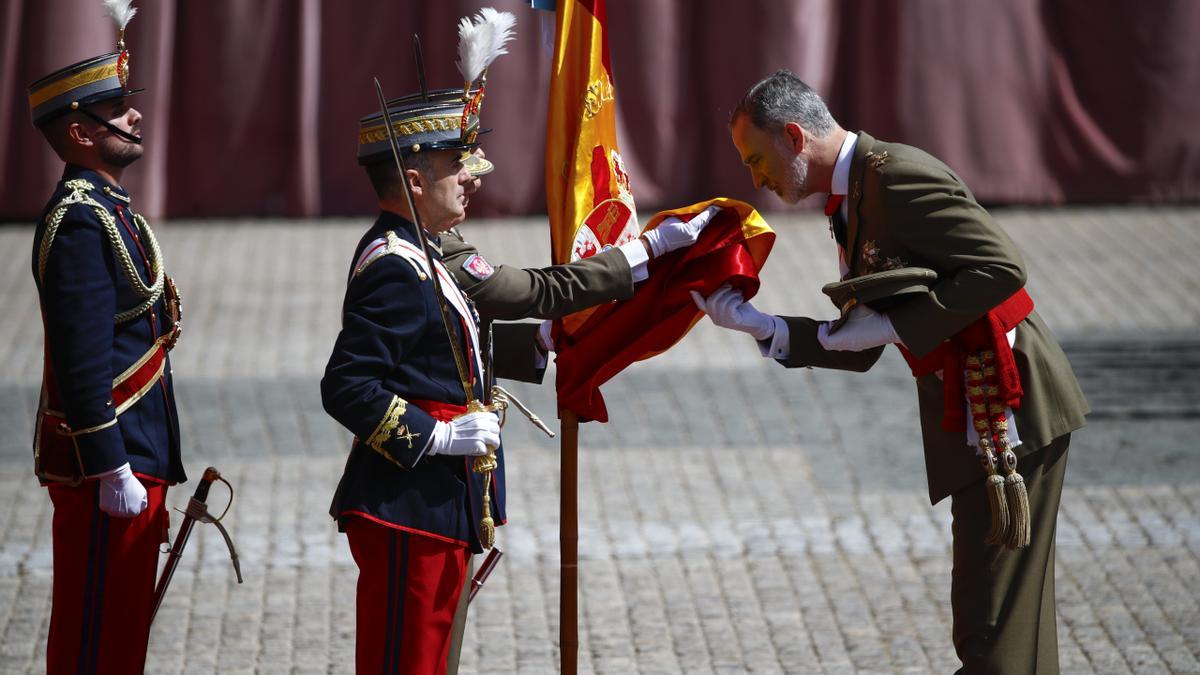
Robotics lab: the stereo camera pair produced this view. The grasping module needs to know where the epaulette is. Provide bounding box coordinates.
[354,230,429,281]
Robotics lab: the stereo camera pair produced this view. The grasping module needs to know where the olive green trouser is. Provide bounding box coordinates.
[952,435,1070,674]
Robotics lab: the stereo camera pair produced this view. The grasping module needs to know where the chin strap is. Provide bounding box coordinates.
[78,109,142,145]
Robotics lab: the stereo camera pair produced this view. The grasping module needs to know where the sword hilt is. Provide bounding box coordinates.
[185,492,244,584]
[193,466,220,502]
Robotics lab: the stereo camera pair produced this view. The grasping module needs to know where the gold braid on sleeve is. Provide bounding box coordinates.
[363,396,421,469]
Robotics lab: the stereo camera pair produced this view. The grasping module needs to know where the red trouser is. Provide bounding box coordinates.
[46,479,168,675]
[345,516,469,675]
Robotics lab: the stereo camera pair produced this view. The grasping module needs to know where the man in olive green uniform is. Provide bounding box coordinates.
[694,70,1088,673]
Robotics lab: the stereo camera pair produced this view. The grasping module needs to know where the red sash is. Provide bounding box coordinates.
[409,399,468,422]
[36,335,171,484]
[898,289,1033,432]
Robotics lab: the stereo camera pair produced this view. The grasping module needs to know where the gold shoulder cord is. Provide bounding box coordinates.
[38,179,165,324]
[354,231,428,281]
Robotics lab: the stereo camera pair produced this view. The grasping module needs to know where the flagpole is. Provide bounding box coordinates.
[560,408,579,674]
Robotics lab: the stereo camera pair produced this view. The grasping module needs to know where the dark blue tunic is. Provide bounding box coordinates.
[322,211,505,553]
[31,165,184,484]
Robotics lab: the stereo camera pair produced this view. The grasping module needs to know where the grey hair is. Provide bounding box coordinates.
[730,69,836,137]
[363,151,435,200]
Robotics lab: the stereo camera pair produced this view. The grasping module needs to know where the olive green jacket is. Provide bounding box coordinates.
[440,228,633,322]
[777,132,1088,503]
[440,227,635,384]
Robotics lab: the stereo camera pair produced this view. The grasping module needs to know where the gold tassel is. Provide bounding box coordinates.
[1000,449,1031,549]
[473,453,498,549]
[980,439,1009,545]
[986,375,1031,551]
[464,400,500,550]
[478,472,496,549]
[967,356,1009,547]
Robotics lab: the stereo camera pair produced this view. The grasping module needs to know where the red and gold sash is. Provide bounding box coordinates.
[35,334,172,484]
[898,289,1033,431]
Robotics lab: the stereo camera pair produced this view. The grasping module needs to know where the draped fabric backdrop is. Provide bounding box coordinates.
[3,0,1198,220]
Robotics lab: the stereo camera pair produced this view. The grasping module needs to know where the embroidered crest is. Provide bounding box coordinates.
[860,239,907,272]
[867,151,890,171]
[395,425,421,449]
[462,253,495,281]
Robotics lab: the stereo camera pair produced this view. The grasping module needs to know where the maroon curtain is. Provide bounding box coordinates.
[4,0,1198,220]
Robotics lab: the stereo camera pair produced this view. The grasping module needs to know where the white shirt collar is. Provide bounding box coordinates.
[830,131,858,197]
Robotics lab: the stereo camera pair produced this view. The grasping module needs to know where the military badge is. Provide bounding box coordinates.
[462,253,495,281]
[867,150,890,171]
[861,239,907,273]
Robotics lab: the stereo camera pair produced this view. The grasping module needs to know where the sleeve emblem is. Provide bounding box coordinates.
[462,253,495,281]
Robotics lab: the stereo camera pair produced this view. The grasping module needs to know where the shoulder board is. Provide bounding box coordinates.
[354,230,429,280]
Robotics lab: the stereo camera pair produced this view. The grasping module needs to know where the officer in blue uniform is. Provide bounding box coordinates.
[28,5,186,672]
[321,87,504,673]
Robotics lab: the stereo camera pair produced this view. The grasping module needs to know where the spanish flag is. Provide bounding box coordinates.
[545,1,775,421]
[545,0,636,282]
[554,200,774,421]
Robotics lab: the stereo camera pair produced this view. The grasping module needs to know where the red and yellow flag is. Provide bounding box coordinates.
[544,0,776,421]
[554,199,774,421]
[545,0,639,335]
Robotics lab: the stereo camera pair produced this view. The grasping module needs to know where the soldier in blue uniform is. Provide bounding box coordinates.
[27,3,186,672]
[321,87,505,673]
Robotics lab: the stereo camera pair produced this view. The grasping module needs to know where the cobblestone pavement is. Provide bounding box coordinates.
[1,208,1198,673]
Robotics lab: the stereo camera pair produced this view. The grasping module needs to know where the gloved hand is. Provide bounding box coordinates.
[690,283,776,341]
[536,320,554,352]
[95,462,148,518]
[817,304,901,351]
[642,205,722,258]
[426,411,501,457]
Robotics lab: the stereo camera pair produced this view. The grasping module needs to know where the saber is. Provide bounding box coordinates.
[150,466,243,624]
[467,547,504,603]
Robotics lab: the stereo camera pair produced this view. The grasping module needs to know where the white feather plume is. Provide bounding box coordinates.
[456,8,516,85]
[102,0,137,30]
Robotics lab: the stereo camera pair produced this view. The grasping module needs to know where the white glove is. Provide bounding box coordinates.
[536,320,554,352]
[817,305,901,351]
[690,283,775,341]
[95,462,148,518]
[642,205,722,258]
[426,411,501,457]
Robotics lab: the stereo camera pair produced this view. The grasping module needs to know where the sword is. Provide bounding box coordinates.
[150,466,243,624]
[373,78,499,548]
[467,546,504,604]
